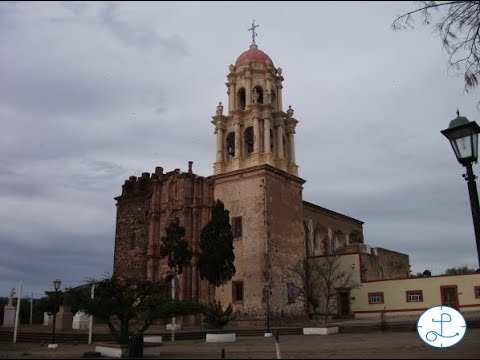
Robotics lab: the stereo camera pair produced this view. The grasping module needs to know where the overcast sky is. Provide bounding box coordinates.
[1,1,480,298]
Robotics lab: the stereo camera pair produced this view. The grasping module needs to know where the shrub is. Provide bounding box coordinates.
[202,301,234,329]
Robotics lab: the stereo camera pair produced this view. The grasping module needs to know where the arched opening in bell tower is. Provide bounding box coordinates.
[244,126,254,155]
[226,132,235,159]
[237,88,246,110]
[252,85,263,104]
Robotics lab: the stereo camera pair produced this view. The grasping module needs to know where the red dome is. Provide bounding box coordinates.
[235,45,274,67]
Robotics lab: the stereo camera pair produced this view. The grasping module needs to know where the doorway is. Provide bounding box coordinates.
[440,285,459,309]
[338,289,351,318]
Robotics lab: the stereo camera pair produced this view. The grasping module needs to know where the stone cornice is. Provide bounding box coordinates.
[210,163,306,185]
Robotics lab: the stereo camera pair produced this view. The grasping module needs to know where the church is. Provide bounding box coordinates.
[112,33,410,325]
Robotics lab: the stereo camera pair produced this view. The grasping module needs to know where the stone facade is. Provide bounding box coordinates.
[112,41,410,323]
[113,163,214,315]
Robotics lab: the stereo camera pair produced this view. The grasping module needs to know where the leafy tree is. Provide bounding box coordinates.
[393,1,480,93]
[67,275,203,344]
[198,200,236,299]
[444,266,476,275]
[285,256,360,326]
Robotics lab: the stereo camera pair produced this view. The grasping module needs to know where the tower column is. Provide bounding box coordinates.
[277,123,284,159]
[234,122,242,158]
[288,128,296,164]
[253,117,260,153]
[246,69,252,106]
[215,126,224,163]
[264,118,271,153]
[228,83,235,112]
[276,84,283,111]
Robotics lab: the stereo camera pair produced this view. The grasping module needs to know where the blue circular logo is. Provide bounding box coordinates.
[417,305,467,348]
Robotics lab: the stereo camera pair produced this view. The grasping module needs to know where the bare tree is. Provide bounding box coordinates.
[285,256,360,326]
[392,1,480,92]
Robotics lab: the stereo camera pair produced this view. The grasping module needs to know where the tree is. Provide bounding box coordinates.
[159,217,192,341]
[444,265,477,275]
[67,275,203,344]
[285,256,360,326]
[392,1,480,93]
[198,200,236,300]
[283,259,321,318]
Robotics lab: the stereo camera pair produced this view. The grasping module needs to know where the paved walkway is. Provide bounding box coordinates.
[1,329,479,358]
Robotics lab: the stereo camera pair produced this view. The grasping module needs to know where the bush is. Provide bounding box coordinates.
[202,301,234,329]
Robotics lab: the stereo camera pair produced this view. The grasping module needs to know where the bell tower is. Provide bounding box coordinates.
[212,35,299,176]
[211,25,307,322]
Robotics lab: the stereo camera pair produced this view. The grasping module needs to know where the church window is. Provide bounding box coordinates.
[368,292,384,304]
[244,127,254,155]
[232,217,242,238]
[226,132,235,159]
[475,286,480,299]
[406,290,423,302]
[237,88,246,110]
[252,86,263,104]
[232,281,244,302]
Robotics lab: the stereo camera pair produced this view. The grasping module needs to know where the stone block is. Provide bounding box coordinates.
[206,333,236,342]
[2,306,16,327]
[303,326,339,335]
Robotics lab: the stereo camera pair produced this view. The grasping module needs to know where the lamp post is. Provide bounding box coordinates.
[441,110,480,268]
[49,279,61,349]
[263,280,271,336]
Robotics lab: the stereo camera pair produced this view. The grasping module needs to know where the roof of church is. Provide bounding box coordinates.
[235,44,274,67]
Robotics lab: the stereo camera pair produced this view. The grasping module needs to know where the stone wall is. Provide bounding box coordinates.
[303,201,364,257]
[113,164,214,317]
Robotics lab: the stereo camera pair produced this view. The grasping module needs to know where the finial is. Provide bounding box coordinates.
[188,161,193,174]
[456,109,460,116]
[248,20,259,46]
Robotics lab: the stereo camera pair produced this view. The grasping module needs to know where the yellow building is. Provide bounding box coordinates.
[310,253,480,319]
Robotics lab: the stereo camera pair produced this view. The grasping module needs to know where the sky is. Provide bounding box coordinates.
[1,1,480,298]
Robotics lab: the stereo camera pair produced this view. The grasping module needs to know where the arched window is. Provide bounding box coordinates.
[244,126,254,155]
[314,226,328,255]
[226,132,235,159]
[237,88,246,110]
[252,86,263,104]
[333,230,346,251]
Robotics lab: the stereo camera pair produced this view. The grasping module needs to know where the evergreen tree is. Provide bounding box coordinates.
[198,200,236,289]
[160,217,192,275]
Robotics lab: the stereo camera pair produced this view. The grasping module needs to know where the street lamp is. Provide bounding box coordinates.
[441,110,480,268]
[48,279,62,349]
[263,280,271,335]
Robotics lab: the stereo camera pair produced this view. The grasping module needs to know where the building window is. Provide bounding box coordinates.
[475,286,480,299]
[232,217,242,238]
[368,292,384,304]
[232,281,244,302]
[287,283,296,303]
[406,290,423,302]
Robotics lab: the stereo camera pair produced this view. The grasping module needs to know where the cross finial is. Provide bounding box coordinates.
[248,20,259,45]
[456,109,460,116]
